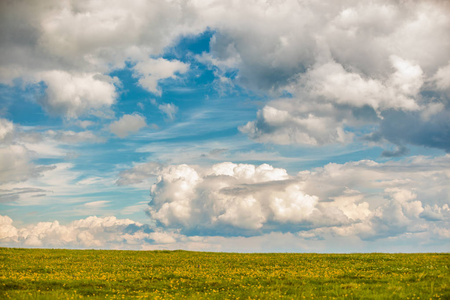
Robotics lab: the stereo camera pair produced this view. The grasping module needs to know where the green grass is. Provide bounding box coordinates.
[0,248,448,299]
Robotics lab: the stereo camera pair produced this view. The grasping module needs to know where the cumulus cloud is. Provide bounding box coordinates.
[0,0,202,75]
[210,0,448,92]
[197,0,449,150]
[0,215,18,243]
[1,212,448,251]
[139,156,450,240]
[147,162,316,234]
[109,114,147,138]
[239,103,353,146]
[297,156,450,240]
[0,214,206,249]
[0,215,148,248]
[37,71,117,118]
[305,56,422,112]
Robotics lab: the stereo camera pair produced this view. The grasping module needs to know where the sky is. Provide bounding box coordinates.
[0,0,449,253]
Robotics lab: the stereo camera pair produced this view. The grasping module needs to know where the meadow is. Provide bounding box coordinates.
[0,248,448,299]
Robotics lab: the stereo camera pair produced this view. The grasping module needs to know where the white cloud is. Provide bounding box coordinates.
[306,56,422,112]
[0,215,144,248]
[37,71,117,119]
[140,155,450,240]
[133,58,189,95]
[148,231,177,244]
[240,104,353,146]
[0,145,49,184]
[0,118,14,142]
[109,114,147,138]
[0,215,18,242]
[146,162,323,232]
[431,61,450,91]
[0,214,195,249]
[0,0,204,79]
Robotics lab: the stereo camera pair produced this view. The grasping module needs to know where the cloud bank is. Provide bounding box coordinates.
[125,156,449,243]
[2,155,448,251]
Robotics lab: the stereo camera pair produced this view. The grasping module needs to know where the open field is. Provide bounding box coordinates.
[0,248,448,299]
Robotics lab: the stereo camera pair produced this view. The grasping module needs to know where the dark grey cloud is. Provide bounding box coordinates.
[380,109,450,152]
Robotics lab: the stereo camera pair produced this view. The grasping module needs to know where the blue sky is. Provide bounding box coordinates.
[0,0,449,252]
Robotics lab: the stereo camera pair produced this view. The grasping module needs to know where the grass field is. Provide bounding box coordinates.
[0,248,448,299]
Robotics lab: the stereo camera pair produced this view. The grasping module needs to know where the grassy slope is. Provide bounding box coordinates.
[0,248,448,299]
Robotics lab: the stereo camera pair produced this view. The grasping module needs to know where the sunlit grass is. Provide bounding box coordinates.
[1,248,448,299]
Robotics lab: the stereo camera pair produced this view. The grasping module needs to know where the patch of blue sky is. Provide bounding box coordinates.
[132,91,258,148]
[165,30,214,59]
[109,40,219,124]
[252,143,378,173]
[0,81,51,126]
[109,66,155,117]
[34,157,63,166]
[63,140,149,175]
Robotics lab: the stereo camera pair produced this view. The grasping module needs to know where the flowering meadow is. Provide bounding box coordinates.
[1,248,448,299]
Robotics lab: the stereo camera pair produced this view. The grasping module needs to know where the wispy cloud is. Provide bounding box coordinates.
[158,103,178,121]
